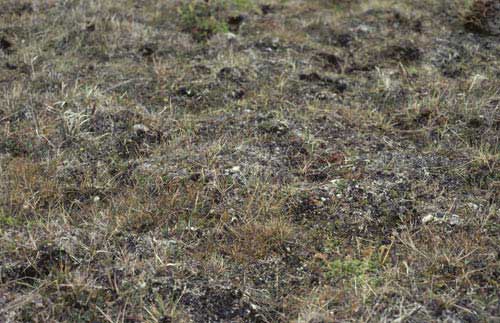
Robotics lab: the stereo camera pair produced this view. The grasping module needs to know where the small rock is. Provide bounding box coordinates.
[422,214,435,224]
[434,212,446,220]
[423,213,462,225]
[449,214,462,225]
[225,165,241,175]
[467,202,479,211]
[133,124,150,134]
[353,24,374,33]
[224,32,237,40]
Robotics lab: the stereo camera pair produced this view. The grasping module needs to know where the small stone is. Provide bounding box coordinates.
[133,124,150,134]
[434,212,446,220]
[467,202,479,211]
[93,196,100,203]
[354,24,373,33]
[224,32,237,40]
[449,214,462,225]
[422,214,434,224]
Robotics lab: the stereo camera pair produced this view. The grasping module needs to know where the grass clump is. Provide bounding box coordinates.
[326,257,379,282]
[178,1,230,41]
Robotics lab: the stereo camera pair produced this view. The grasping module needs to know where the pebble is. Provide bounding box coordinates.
[449,214,462,225]
[422,214,435,224]
[422,213,462,225]
[133,124,150,134]
[467,202,479,211]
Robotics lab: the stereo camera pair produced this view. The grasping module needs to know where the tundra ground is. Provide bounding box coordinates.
[0,0,499,322]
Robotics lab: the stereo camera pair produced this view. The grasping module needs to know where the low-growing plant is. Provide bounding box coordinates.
[326,257,380,283]
[178,1,229,41]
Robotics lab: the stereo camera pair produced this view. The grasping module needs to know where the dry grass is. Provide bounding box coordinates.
[0,0,499,322]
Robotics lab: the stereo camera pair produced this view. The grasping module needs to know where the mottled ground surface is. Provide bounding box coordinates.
[0,0,498,322]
